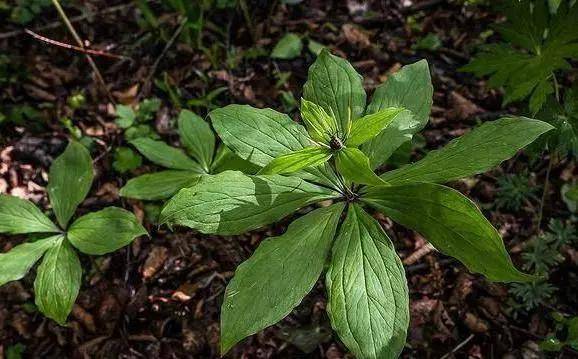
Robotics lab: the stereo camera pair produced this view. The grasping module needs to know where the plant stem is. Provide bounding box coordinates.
[51,0,114,103]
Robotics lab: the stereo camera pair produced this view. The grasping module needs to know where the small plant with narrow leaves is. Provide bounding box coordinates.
[159,50,553,357]
[0,141,147,324]
[510,219,577,311]
[495,172,539,211]
[119,109,256,201]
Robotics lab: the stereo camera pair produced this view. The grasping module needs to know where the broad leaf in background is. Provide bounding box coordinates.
[363,183,534,282]
[303,49,366,135]
[0,235,59,286]
[130,138,205,172]
[462,0,578,113]
[271,33,303,60]
[34,237,82,325]
[178,109,215,171]
[68,207,147,255]
[221,203,344,354]
[327,205,409,359]
[335,148,385,186]
[381,117,553,185]
[0,195,60,234]
[120,170,202,200]
[363,60,433,168]
[259,146,332,175]
[47,141,94,229]
[160,171,339,235]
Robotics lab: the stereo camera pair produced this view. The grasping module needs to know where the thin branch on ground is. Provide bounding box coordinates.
[51,0,115,102]
[25,29,128,60]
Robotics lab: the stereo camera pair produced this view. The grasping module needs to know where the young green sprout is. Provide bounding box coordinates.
[160,50,553,358]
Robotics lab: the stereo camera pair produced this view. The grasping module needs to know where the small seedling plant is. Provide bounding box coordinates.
[160,50,553,358]
[0,141,147,324]
[120,109,256,200]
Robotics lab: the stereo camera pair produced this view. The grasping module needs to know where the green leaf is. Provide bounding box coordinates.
[120,170,202,200]
[259,146,332,175]
[0,195,59,234]
[115,104,136,128]
[363,60,433,168]
[160,171,339,235]
[112,146,142,173]
[380,117,554,185]
[130,138,205,172]
[221,203,344,354]
[335,147,385,186]
[271,33,303,59]
[300,98,339,144]
[48,141,94,229]
[303,49,366,136]
[34,237,82,325]
[209,104,341,189]
[412,33,442,51]
[0,235,60,286]
[326,204,409,359]
[210,104,312,167]
[362,183,534,282]
[307,39,325,55]
[461,1,578,113]
[67,207,146,255]
[178,109,215,171]
[347,107,405,147]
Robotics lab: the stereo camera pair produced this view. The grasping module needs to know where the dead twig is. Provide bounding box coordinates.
[25,29,128,60]
[403,243,435,265]
[51,0,114,102]
[440,334,474,359]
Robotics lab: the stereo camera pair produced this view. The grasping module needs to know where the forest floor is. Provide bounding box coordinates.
[1,0,577,358]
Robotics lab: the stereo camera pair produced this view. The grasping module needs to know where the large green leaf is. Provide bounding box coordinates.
[347,107,405,147]
[160,171,339,235]
[68,207,147,255]
[34,237,82,325]
[47,141,94,229]
[130,138,205,172]
[300,98,339,144]
[0,195,59,234]
[119,170,202,200]
[303,49,366,136]
[221,203,344,354]
[335,148,385,186]
[326,204,409,359]
[259,146,332,175]
[210,104,312,167]
[380,117,553,185]
[362,183,534,282]
[363,60,433,168]
[209,104,341,189]
[0,235,60,286]
[178,110,215,171]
